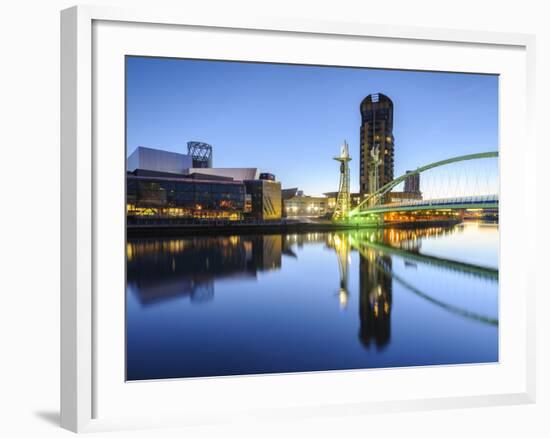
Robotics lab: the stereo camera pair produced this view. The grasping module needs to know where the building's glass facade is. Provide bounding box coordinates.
[127,176,246,220]
[359,93,395,196]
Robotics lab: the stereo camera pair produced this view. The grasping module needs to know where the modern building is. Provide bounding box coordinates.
[127,146,193,174]
[244,176,282,221]
[127,145,280,224]
[127,172,246,221]
[404,170,420,194]
[359,93,395,196]
[283,188,329,217]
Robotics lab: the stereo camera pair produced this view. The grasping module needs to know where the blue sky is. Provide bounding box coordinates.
[126,56,498,196]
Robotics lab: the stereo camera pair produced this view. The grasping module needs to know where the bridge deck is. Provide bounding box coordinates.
[357,194,498,215]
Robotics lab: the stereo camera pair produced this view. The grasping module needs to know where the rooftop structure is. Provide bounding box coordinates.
[282,188,300,200]
[187,141,213,168]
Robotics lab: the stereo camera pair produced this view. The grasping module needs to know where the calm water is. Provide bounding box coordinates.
[126,222,498,380]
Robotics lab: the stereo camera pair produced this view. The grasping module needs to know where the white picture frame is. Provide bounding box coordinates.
[60,4,537,433]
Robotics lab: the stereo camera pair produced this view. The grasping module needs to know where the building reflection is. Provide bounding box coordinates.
[127,234,283,305]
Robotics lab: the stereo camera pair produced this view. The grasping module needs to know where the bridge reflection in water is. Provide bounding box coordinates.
[126,223,499,380]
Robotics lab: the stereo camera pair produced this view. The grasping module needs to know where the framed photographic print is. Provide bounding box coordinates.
[61,5,536,433]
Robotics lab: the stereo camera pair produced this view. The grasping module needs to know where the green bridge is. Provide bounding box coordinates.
[337,151,499,224]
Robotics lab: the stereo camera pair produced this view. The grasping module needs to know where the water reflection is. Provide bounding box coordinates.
[126,222,499,380]
[331,233,351,310]
[358,251,392,349]
[127,234,284,304]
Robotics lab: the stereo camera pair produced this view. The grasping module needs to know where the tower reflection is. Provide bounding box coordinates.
[358,249,392,349]
[328,231,392,346]
[331,233,351,309]
[328,226,459,350]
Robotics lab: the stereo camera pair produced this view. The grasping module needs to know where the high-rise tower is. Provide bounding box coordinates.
[359,93,395,196]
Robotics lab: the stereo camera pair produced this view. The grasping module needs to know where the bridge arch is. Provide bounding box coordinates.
[352,151,499,214]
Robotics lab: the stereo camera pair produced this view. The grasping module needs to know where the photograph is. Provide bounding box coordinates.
[125,56,499,381]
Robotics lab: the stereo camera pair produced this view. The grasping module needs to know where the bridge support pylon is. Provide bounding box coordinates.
[332,140,352,222]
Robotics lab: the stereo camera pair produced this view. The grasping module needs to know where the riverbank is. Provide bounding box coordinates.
[127,218,462,237]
